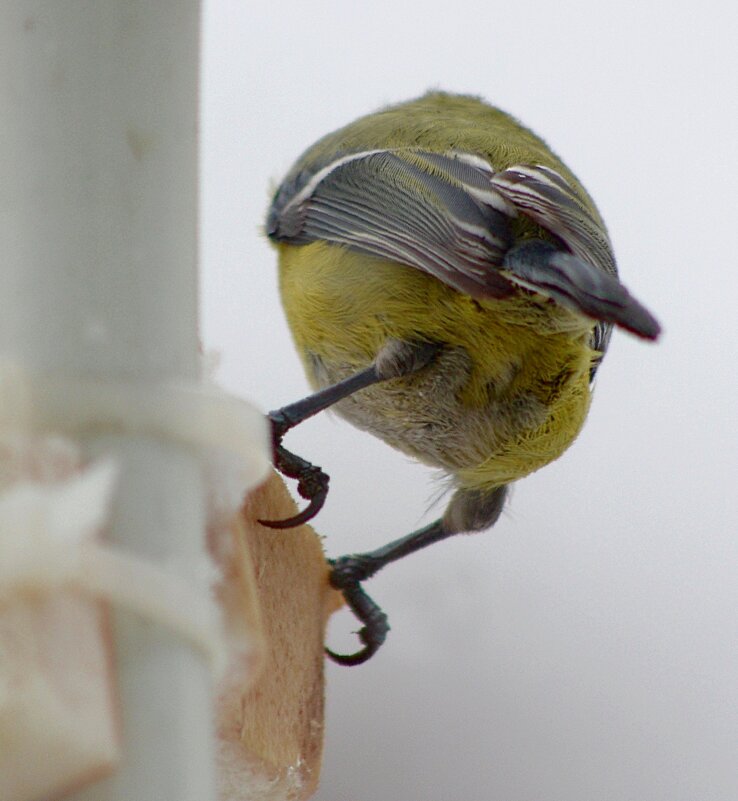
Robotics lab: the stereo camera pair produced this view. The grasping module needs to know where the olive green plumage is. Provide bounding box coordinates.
[282,92,599,219]
[268,91,659,515]
[278,241,593,490]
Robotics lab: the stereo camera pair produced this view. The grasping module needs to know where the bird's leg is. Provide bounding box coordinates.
[326,519,450,665]
[327,485,509,665]
[262,368,383,529]
[261,340,441,528]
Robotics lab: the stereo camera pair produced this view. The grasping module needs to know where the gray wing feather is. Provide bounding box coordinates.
[503,241,661,342]
[490,165,617,277]
[269,150,515,298]
[268,149,659,350]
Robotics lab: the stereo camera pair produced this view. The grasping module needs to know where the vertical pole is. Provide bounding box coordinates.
[0,3,215,800]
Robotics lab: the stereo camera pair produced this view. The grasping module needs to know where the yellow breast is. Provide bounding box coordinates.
[277,241,596,490]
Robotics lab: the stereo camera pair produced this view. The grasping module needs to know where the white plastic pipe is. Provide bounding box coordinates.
[0,3,216,800]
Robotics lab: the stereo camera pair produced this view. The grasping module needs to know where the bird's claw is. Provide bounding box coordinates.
[259,417,330,528]
[325,629,381,666]
[325,556,390,665]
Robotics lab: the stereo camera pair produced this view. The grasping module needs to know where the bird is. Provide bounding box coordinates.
[263,91,660,665]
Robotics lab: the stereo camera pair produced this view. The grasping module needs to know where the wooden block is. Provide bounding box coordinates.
[211,472,342,800]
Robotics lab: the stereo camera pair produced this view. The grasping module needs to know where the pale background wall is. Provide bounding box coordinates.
[200,2,738,799]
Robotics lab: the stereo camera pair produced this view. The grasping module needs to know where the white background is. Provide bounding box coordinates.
[201,2,738,799]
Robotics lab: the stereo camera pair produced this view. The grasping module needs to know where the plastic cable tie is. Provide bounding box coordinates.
[0,360,271,494]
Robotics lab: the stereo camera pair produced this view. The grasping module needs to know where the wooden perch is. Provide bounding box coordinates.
[211,471,342,800]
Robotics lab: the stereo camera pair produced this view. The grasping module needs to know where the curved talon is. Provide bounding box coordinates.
[325,634,380,666]
[325,564,390,666]
[261,443,330,529]
[258,493,325,529]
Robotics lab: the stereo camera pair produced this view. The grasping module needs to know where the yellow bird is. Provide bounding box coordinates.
[264,92,660,664]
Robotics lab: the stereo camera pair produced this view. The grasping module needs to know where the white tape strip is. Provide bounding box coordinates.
[0,458,227,673]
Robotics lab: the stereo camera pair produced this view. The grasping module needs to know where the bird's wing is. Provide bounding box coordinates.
[268,150,659,342]
[268,149,515,298]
